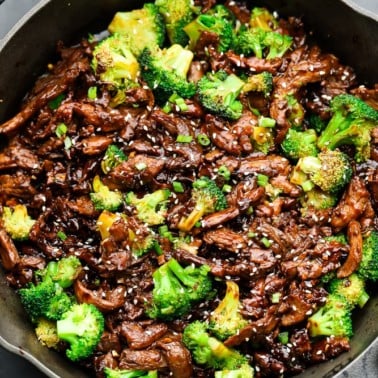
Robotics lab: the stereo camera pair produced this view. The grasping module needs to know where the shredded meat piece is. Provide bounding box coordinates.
[310,337,350,363]
[156,336,193,378]
[118,349,168,371]
[203,227,247,253]
[120,321,168,350]
[0,228,21,270]
[0,42,90,135]
[331,177,370,231]
[337,220,363,278]
[74,279,126,312]
[201,207,240,228]
[107,154,165,190]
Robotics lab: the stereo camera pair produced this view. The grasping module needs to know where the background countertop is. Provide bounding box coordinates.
[0,0,377,377]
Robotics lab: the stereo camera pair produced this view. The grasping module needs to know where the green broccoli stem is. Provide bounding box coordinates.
[56,318,83,342]
[166,258,196,287]
[162,44,193,77]
[178,201,207,232]
[209,281,248,340]
[299,156,322,175]
[317,111,349,149]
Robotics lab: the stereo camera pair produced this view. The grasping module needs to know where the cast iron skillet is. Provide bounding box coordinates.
[0,1,377,377]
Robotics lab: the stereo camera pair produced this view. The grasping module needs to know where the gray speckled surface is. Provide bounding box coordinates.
[0,1,377,377]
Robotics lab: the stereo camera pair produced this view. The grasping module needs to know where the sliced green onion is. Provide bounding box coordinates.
[158,225,173,241]
[257,174,269,187]
[222,184,232,193]
[197,134,211,146]
[261,237,272,247]
[177,101,188,111]
[218,165,231,181]
[158,225,169,235]
[55,123,67,138]
[176,134,193,143]
[57,231,67,241]
[247,231,257,238]
[271,292,281,303]
[153,240,163,255]
[278,331,289,344]
[168,93,180,102]
[48,93,65,110]
[162,103,172,113]
[87,86,97,100]
[172,181,185,193]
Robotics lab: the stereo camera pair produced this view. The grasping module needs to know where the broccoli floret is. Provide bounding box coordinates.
[209,281,248,340]
[206,4,236,25]
[126,188,171,226]
[19,279,72,322]
[250,7,278,31]
[19,280,57,321]
[183,13,233,52]
[1,204,35,241]
[178,176,227,232]
[263,31,293,59]
[197,70,245,120]
[128,226,158,257]
[146,261,191,320]
[328,273,369,309]
[173,235,200,255]
[108,3,165,56]
[45,291,75,321]
[155,0,195,45]
[307,113,327,134]
[232,26,292,59]
[19,255,81,321]
[56,303,105,361]
[292,150,352,194]
[182,320,248,370]
[317,94,378,162]
[37,255,82,289]
[242,71,273,97]
[251,117,276,155]
[101,144,127,174]
[232,26,266,58]
[138,44,196,102]
[90,175,123,212]
[35,318,60,349]
[214,364,254,378]
[91,34,139,89]
[308,293,353,338]
[146,258,213,320]
[299,188,338,210]
[104,368,158,378]
[285,94,305,130]
[281,128,319,161]
[358,231,378,281]
[166,257,213,301]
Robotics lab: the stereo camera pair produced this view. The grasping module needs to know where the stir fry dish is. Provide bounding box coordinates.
[0,0,378,377]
